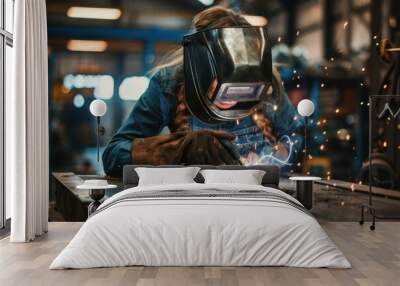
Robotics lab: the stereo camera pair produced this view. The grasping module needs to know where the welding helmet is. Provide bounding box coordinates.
[183,26,272,124]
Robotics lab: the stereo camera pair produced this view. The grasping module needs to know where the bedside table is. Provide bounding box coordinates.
[52,173,124,221]
[289,176,321,210]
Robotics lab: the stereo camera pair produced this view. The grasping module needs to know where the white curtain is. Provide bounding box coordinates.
[8,0,49,242]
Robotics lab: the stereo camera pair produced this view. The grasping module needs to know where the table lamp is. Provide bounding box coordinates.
[289,99,320,210]
[89,99,107,162]
[297,99,315,170]
[78,99,116,216]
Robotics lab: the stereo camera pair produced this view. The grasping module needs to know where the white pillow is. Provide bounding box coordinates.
[135,167,200,186]
[200,169,265,185]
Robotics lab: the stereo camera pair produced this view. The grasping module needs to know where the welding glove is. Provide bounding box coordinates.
[131,130,240,165]
[179,130,240,165]
[131,131,188,165]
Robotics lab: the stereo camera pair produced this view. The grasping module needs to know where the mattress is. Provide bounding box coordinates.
[50,183,351,269]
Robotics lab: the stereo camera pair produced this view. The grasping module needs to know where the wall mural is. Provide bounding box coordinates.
[101,25,304,177]
[377,102,400,119]
[50,5,373,184]
[363,96,400,191]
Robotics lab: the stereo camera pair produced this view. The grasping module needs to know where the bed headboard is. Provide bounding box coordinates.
[122,165,280,188]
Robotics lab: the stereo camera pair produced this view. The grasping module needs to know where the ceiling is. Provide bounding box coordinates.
[46,0,282,30]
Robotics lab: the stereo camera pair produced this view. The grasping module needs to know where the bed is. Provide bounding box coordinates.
[50,165,350,269]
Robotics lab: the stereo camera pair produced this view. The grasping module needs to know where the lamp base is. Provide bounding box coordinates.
[359,203,400,231]
[88,189,105,216]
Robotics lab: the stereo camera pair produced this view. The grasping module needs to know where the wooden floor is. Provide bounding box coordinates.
[0,222,399,286]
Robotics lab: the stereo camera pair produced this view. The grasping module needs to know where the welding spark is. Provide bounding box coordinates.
[256,135,294,166]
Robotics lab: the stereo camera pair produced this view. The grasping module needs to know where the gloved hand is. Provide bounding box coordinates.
[131,130,240,165]
[179,130,240,165]
[131,131,188,165]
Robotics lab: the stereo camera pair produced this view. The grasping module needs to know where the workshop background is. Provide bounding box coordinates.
[47,0,400,191]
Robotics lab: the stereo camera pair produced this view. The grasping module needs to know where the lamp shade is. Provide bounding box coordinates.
[89,99,107,117]
[297,99,315,117]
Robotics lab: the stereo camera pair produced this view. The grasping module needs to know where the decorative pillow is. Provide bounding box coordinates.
[135,167,201,186]
[200,169,266,185]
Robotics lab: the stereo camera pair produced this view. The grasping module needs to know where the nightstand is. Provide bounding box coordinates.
[52,173,123,221]
[289,176,321,210]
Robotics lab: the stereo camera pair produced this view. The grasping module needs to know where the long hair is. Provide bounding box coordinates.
[153,6,281,143]
[150,7,250,75]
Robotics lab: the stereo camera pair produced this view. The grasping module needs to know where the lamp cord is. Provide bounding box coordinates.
[96,117,100,162]
[304,116,308,172]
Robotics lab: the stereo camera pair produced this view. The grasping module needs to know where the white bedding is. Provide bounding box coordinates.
[50,183,351,269]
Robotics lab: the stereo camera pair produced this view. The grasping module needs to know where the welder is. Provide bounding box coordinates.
[103,6,303,176]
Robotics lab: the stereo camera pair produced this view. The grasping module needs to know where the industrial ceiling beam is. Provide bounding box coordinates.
[280,0,296,46]
[48,26,187,43]
[323,0,334,59]
[390,0,400,43]
[369,0,382,94]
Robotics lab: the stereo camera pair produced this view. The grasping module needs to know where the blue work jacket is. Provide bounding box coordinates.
[103,66,303,176]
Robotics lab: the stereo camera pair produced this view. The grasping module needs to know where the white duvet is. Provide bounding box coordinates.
[50,183,351,269]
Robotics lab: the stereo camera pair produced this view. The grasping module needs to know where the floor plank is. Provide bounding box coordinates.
[0,222,399,286]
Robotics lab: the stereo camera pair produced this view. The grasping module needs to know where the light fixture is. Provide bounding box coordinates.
[297,99,315,117]
[67,40,108,52]
[297,99,315,170]
[67,7,122,20]
[243,15,268,26]
[73,94,85,108]
[119,76,150,101]
[78,101,114,212]
[93,75,114,99]
[136,15,189,29]
[89,99,107,162]
[63,74,114,99]
[197,0,215,6]
[90,99,107,117]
